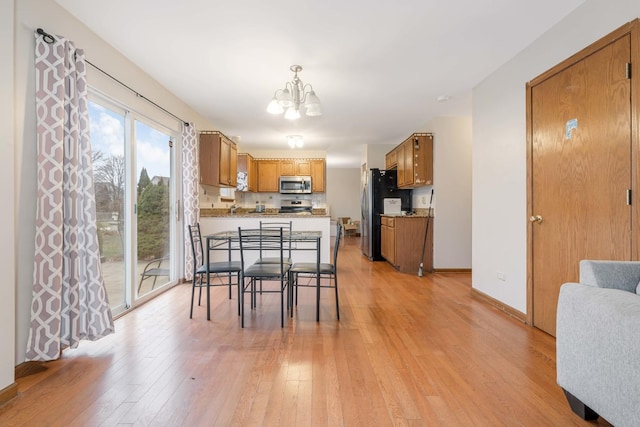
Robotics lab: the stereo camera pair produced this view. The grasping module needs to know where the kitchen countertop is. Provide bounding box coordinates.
[380,208,434,218]
[380,213,434,218]
[200,208,329,218]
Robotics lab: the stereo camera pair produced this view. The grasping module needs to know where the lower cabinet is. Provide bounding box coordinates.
[381,215,433,274]
[380,216,396,265]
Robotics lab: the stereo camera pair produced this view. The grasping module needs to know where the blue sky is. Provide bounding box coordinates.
[88,101,171,181]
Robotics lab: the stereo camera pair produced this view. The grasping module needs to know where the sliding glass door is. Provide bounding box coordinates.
[89,96,178,316]
[134,119,174,298]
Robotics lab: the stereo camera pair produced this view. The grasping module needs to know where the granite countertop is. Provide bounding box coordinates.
[380,211,434,218]
[200,208,329,218]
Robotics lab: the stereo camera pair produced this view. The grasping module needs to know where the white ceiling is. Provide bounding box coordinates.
[56,0,584,167]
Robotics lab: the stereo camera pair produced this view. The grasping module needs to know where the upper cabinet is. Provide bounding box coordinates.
[237,153,257,192]
[254,158,325,193]
[199,131,237,188]
[257,160,280,192]
[280,159,312,177]
[387,133,433,188]
[412,133,433,186]
[310,159,325,192]
[385,147,398,170]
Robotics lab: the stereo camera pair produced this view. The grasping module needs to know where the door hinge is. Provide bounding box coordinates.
[626,63,631,79]
[627,189,632,205]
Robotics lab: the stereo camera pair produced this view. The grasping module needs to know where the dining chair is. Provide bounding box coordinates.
[255,220,293,265]
[254,220,293,296]
[289,222,342,321]
[188,223,242,319]
[238,226,291,328]
[137,256,170,293]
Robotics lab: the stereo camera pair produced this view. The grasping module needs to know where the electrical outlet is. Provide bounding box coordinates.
[497,271,506,281]
[421,196,427,204]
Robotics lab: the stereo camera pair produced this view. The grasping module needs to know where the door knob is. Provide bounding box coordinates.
[529,215,543,224]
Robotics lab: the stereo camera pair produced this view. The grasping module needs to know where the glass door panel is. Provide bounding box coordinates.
[135,120,174,297]
[88,100,127,314]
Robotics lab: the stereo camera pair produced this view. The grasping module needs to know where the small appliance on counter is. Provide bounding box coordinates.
[383,198,402,215]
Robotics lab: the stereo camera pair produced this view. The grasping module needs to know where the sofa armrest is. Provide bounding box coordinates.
[579,260,640,293]
[557,282,640,426]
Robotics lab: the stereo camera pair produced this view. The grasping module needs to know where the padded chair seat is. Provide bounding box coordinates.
[195,261,242,274]
[244,263,290,278]
[290,262,335,275]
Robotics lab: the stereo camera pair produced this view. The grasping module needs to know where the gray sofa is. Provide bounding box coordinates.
[556,260,640,426]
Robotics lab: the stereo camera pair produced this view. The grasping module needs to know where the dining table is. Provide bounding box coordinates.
[204,229,323,322]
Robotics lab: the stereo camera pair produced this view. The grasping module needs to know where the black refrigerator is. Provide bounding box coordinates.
[361,168,412,260]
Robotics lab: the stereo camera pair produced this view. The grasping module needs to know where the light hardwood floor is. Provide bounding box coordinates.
[1,236,612,426]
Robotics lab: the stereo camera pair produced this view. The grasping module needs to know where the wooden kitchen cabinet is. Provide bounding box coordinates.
[380,215,433,274]
[385,147,398,169]
[199,131,237,187]
[396,142,406,187]
[386,133,433,188]
[257,160,280,192]
[310,159,325,193]
[402,138,415,187]
[380,216,396,265]
[237,153,257,192]
[252,157,325,193]
[412,133,433,186]
[280,159,312,176]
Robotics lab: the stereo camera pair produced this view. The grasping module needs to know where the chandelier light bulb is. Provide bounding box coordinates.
[284,107,300,120]
[267,97,284,114]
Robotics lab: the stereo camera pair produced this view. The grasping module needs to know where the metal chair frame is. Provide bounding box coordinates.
[238,226,291,328]
[290,223,342,321]
[188,223,242,319]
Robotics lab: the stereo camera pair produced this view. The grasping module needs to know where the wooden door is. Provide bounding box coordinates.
[529,35,632,336]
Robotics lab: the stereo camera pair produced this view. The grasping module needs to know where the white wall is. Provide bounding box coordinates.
[1,0,16,393]
[326,168,361,221]
[413,117,472,269]
[362,143,395,171]
[13,0,217,365]
[472,0,640,313]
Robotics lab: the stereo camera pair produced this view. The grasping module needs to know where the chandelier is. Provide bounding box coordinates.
[267,65,322,120]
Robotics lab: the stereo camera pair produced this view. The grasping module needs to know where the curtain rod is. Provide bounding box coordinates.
[36,28,190,127]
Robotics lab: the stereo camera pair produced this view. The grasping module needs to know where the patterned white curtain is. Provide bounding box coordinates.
[26,31,114,362]
[182,123,199,280]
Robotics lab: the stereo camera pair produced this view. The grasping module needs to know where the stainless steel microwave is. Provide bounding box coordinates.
[279,176,312,194]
